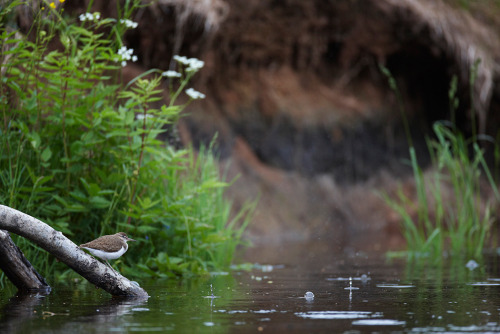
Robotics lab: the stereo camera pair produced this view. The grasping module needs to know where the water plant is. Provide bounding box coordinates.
[380,66,499,261]
[0,0,251,279]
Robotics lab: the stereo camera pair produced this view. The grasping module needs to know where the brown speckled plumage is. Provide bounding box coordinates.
[80,232,132,252]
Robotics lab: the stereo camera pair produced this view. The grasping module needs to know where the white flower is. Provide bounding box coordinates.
[173,55,204,72]
[117,46,133,60]
[162,70,182,78]
[115,46,137,67]
[185,88,206,100]
[186,58,204,72]
[120,19,139,29]
[173,55,189,65]
[79,12,101,22]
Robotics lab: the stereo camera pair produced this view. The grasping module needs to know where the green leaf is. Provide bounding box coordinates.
[41,146,52,162]
[69,190,87,202]
[53,195,69,206]
[89,196,111,209]
[137,197,160,210]
[66,204,88,212]
[28,132,41,149]
[203,233,228,243]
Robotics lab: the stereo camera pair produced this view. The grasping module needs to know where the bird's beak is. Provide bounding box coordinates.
[127,237,136,242]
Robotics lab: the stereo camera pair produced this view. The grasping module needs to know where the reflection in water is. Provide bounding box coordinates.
[1,252,500,332]
[0,284,149,333]
[0,290,50,333]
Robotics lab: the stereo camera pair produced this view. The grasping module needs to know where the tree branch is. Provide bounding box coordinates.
[0,205,148,297]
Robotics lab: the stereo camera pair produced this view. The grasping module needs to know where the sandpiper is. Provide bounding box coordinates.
[79,232,135,272]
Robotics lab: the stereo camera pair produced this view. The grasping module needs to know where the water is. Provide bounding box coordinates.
[2,253,500,333]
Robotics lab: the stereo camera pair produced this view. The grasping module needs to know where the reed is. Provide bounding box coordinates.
[381,67,499,261]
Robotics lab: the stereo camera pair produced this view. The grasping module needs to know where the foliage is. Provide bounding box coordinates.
[381,67,499,261]
[0,1,251,278]
[384,124,498,261]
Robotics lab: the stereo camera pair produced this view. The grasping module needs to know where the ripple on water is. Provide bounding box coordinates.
[376,284,415,288]
[352,319,406,326]
[295,311,382,320]
[227,310,248,314]
[467,282,500,286]
[326,274,370,282]
[252,309,277,314]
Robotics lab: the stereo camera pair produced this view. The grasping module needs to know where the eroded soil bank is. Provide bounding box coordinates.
[57,0,500,254]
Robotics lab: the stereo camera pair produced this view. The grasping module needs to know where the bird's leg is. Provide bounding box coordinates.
[105,260,119,274]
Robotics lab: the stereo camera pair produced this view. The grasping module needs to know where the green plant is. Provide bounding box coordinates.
[384,124,498,260]
[132,144,256,277]
[381,68,499,261]
[0,1,251,279]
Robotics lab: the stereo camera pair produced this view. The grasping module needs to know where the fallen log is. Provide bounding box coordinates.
[0,230,51,292]
[0,205,148,297]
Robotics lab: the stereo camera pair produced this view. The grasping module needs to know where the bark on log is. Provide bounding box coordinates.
[0,205,148,297]
[0,230,51,292]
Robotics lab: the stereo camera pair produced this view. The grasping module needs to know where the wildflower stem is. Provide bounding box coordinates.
[170,72,194,106]
[127,104,149,225]
[61,52,71,189]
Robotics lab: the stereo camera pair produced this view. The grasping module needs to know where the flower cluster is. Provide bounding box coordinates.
[162,70,182,78]
[115,46,138,67]
[173,55,205,73]
[185,88,206,100]
[120,19,139,29]
[79,12,101,22]
[166,55,206,100]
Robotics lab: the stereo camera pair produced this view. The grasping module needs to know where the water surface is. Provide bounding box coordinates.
[1,253,500,333]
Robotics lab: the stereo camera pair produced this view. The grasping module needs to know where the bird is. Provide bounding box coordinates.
[79,232,136,273]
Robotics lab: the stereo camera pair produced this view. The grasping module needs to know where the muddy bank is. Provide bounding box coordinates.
[61,0,500,252]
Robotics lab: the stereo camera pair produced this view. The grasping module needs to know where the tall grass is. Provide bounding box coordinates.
[0,1,252,278]
[384,124,498,260]
[381,66,499,261]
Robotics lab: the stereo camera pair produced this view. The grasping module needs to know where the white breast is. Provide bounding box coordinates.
[82,246,127,261]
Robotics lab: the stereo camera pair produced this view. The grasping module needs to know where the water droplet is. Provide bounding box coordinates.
[466,259,479,270]
[345,277,360,290]
[304,291,314,299]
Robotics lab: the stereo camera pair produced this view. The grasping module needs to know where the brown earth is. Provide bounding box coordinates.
[61,0,500,255]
